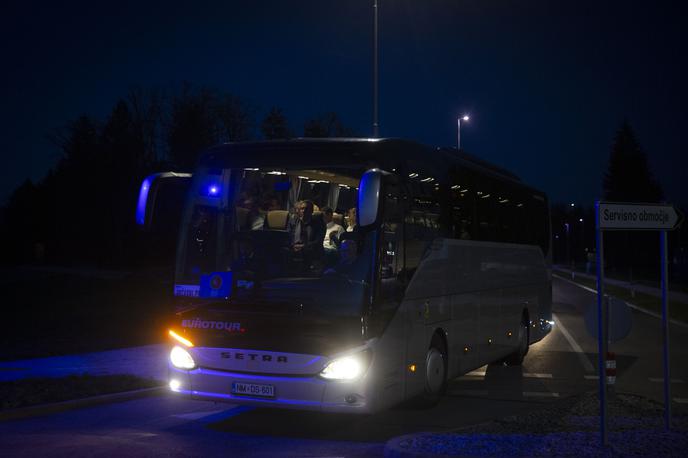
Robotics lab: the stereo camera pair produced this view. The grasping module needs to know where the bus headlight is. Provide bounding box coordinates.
[170,345,196,370]
[320,350,371,381]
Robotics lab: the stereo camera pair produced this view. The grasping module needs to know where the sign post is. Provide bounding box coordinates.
[596,201,683,443]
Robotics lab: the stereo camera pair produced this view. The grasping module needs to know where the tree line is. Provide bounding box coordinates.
[0,83,355,268]
[551,120,686,282]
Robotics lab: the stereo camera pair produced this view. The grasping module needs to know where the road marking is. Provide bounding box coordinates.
[524,373,553,379]
[649,378,685,384]
[584,375,599,380]
[460,371,552,379]
[674,398,688,404]
[523,391,560,398]
[553,274,688,329]
[553,313,595,372]
[173,409,228,420]
[466,370,486,377]
[449,389,489,397]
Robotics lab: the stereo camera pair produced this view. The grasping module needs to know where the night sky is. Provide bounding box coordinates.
[2,0,687,207]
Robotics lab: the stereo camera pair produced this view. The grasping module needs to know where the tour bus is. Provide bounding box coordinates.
[137,138,552,413]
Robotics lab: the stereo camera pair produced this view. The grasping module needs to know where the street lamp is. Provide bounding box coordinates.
[457,115,470,150]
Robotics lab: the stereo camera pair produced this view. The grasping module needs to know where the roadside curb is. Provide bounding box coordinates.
[0,386,166,422]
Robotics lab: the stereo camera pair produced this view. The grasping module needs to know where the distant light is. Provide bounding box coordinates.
[579,218,584,222]
[209,186,219,195]
[462,115,470,121]
[570,203,575,207]
[408,364,417,373]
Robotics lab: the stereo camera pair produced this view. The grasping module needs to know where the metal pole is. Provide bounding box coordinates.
[661,230,671,430]
[457,118,461,150]
[372,0,379,138]
[595,202,608,446]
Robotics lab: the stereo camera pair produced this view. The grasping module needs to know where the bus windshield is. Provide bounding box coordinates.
[176,167,373,317]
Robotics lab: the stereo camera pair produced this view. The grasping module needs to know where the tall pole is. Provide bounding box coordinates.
[373,0,379,138]
[595,202,608,446]
[457,117,461,150]
[661,230,672,430]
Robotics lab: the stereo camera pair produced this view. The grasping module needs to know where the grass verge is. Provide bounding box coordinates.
[556,272,688,324]
[1,374,162,410]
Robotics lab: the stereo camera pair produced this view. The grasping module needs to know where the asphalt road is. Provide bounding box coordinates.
[1,277,686,457]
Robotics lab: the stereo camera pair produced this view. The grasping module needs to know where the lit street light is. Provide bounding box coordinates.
[457,115,470,150]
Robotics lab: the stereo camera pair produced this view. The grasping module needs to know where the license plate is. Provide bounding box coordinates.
[231,382,275,398]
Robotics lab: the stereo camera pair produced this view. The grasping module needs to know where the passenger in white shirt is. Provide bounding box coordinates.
[322,206,344,251]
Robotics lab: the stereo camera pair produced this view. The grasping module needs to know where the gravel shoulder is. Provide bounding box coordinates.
[386,391,688,457]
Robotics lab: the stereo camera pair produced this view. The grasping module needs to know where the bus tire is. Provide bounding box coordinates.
[504,319,529,366]
[418,333,448,407]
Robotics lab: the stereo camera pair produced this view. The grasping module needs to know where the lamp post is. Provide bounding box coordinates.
[457,115,470,150]
[372,0,379,138]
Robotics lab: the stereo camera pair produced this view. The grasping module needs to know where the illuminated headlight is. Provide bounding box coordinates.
[320,351,371,381]
[170,345,196,370]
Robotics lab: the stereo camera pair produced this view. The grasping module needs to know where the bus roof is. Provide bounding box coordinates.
[199,138,544,198]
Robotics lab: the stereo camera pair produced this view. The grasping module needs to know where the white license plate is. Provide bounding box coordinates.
[231,382,275,398]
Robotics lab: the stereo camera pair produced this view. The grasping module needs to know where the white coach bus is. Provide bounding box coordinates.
[137,138,552,413]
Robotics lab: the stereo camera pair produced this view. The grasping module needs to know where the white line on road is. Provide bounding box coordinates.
[553,274,688,329]
[649,378,685,384]
[674,398,688,404]
[449,389,489,397]
[584,375,599,380]
[461,371,552,379]
[524,373,553,379]
[172,409,228,421]
[465,371,486,377]
[523,391,560,398]
[553,313,595,373]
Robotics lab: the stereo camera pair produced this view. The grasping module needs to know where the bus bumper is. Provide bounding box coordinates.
[168,365,377,414]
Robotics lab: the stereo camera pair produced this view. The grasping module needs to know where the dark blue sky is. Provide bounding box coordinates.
[2,0,687,206]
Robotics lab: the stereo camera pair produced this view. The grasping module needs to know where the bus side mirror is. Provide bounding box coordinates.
[358,169,384,229]
[136,172,192,231]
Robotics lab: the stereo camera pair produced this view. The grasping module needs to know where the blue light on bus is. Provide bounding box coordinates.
[200,182,222,198]
[136,175,154,226]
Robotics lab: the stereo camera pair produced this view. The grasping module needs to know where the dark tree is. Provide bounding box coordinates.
[167,84,218,170]
[216,93,254,142]
[261,107,292,139]
[603,120,663,202]
[303,112,356,138]
[603,121,664,279]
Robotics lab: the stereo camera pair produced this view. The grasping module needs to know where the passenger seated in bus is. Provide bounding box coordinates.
[322,206,345,251]
[345,207,357,232]
[238,196,266,231]
[322,206,344,266]
[288,200,325,256]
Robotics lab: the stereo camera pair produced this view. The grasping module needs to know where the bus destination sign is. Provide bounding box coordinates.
[598,202,683,231]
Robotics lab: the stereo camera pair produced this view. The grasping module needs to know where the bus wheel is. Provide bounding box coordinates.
[419,334,447,406]
[504,319,529,366]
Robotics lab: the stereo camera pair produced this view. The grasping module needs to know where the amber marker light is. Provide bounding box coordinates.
[408,364,417,373]
[169,329,194,347]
